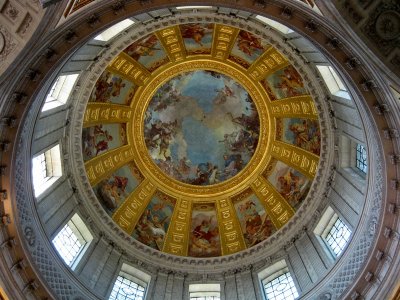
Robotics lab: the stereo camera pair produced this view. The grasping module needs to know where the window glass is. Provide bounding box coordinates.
[109,275,146,300]
[316,65,350,99]
[259,261,299,300]
[356,144,367,173]
[263,272,299,300]
[109,264,150,300]
[255,15,293,34]
[32,144,62,197]
[176,6,213,9]
[189,283,220,300]
[324,217,351,256]
[94,19,135,41]
[190,297,220,300]
[42,74,79,111]
[52,214,92,268]
[52,223,84,266]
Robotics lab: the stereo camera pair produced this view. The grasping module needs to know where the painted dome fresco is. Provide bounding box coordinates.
[82,23,321,257]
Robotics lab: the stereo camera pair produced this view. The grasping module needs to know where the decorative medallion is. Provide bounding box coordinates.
[375,10,400,40]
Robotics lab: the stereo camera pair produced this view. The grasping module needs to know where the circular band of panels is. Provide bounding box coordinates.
[82,23,321,257]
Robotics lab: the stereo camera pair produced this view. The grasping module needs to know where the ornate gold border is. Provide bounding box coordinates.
[131,58,273,199]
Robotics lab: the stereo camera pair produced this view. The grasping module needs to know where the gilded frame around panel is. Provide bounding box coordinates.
[130,58,273,199]
[82,23,322,257]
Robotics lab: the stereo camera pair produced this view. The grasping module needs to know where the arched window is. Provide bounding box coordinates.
[339,135,368,182]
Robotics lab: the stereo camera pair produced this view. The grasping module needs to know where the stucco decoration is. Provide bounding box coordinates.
[0,26,16,62]
[363,1,400,55]
[375,10,400,40]
[0,32,5,53]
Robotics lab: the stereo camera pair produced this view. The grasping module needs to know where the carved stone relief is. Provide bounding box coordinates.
[18,13,33,36]
[333,0,400,76]
[0,0,45,76]
[0,25,16,62]
[0,32,5,53]
[2,1,20,22]
[363,1,400,55]
[375,10,400,41]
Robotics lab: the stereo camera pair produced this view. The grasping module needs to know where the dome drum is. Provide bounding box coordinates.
[0,2,397,300]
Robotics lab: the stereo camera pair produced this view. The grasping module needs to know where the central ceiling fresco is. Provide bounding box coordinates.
[145,70,259,186]
[82,23,321,258]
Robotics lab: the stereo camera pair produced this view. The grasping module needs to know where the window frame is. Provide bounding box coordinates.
[108,263,151,300]
[255,15,294,34]
[349,140,368,179]
[258,260,300,300]
[188,283,221,300]
[51,213,93,270]
[314,207,352,259]
[94,19,135,42]
[355,143,368,174]
[32,144,63,198]
[42,73,79,112]
[322,216,352,257]
[316,65,351,100]
[339,135,367,186]
[262,269,299,300]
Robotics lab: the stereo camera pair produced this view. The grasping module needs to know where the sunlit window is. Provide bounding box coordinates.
[109,264,151,300]
[189,284,221,300]
[94,19,135,41]
[356,144,367,173]
[316,65,350,99]
[259,260,299,300]
[190,296,220,300]
[255,15,293,34]
[294,0,322,14]
[32,144,62,197]
[324,217,351,257]
[52,214,93,269]
[176,6,213,10]
[314,207,352,258]
[42,74,79,111]
[109,276,146,300]
[263,271,299,300]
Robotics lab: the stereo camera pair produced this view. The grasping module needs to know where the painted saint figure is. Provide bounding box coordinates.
[190,216,220,256]
[144,70,260,186]
[132,195,175,251]
[236,30,265,57]
[234,196,276,247]
[82,124,116,160]
[98,175,129,210]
